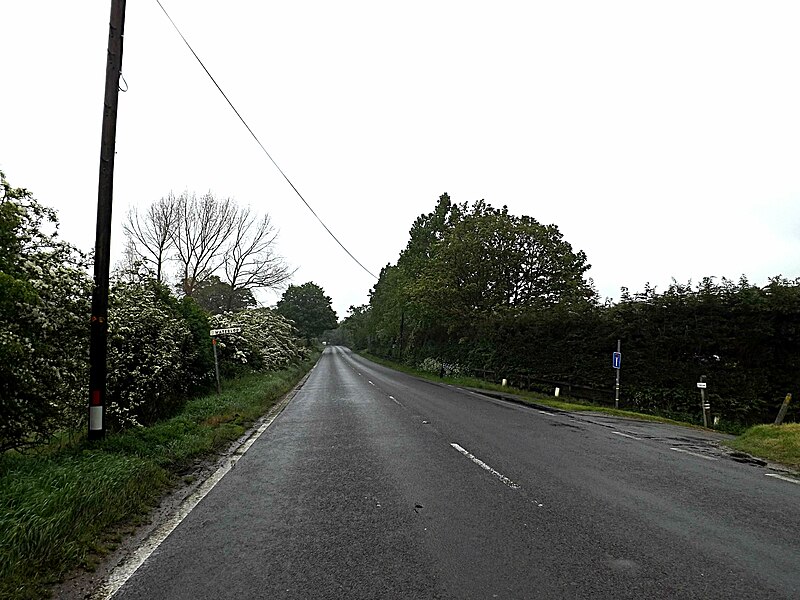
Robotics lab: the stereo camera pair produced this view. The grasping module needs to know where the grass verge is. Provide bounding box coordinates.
[0,356,317,600]
[724,424,800,469]
[361,352,714,430]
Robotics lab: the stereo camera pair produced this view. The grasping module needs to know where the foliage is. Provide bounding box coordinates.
[349,192,800,427]
[275,282,338,341]
[210,308,308,375]
[0,171,92,451]
[192,275,256,314]
[362,193,595,364]
[106,281,200,427]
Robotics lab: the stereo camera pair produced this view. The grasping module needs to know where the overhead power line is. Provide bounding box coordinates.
[153,0,378,280]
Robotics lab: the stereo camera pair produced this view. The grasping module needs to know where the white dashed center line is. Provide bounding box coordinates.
[451,443,521,490]
[612,431,640,440]
[765,473,800,485]
[670,447,717,461]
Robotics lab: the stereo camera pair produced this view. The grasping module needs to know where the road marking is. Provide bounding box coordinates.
[670,447,718,461]
[612,431,640,440]
[94,389,296,599]
[765,473,800,485]
[451,443,521,490]
[388,395,402,406]
[537,410,556,417]
[368,380,375,386]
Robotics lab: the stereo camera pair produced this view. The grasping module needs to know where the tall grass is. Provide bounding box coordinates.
[0,356,316,599]
[725,423,800,468]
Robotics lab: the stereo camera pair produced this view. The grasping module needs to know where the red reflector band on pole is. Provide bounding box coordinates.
[91,389,102,406]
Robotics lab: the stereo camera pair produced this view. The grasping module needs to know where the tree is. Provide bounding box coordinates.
[123,192,292,310]
[123,193,179,283]
[276,282,338,341]
[222,208,293,311]
[171,191,238,297]
[193,275,257,314]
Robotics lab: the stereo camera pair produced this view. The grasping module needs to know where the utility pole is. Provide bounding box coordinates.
[88,0,127,440]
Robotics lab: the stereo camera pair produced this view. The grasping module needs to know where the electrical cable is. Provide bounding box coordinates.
[153,0,378,280]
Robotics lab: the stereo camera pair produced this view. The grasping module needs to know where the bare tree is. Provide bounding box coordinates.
[171,191,237,297]
[123,193,179,283]
[222,208,294,310]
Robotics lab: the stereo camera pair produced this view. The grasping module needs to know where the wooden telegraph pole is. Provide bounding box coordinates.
[88,0,127,440]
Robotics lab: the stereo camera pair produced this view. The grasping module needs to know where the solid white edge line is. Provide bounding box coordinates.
[450,443,521,490]
[765,473,800,485]
[670,447,718,461]
[94,392,296,599]
[612,431,640,440]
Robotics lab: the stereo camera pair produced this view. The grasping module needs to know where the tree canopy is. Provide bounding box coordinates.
[276,282,338,341]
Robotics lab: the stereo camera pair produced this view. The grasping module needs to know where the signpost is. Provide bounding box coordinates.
[209,327,242,394]
[697,376,709,427]
[612,340,621,409]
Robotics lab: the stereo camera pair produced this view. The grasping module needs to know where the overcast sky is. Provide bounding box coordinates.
[2,1,800,319]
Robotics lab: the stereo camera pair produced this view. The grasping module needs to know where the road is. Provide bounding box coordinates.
[107,346,800,599]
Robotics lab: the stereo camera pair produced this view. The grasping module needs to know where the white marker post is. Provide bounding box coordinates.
[209,327,242,394]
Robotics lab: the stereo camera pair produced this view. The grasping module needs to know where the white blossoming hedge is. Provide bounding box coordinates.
[209,308,308,374]
[0,172,308,448]
[1,175,92,451]
[106,282,213,428]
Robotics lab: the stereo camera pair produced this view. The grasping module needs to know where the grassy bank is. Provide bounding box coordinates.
[364,353,800,470]
[725,424,800,469]
[0,356,317,600]
[361,352,707,429]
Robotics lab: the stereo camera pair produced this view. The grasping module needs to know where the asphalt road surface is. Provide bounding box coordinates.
[109,346,800,599]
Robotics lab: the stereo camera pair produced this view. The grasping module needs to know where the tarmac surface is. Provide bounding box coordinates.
[102,346,800,599]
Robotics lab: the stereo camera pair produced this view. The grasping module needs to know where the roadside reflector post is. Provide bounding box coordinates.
[612,340,621,409]
[697,376,709,428]
[774,393,792,425]
[554,387,560,397]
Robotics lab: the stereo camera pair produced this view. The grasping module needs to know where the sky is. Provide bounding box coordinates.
[2,1,800,319]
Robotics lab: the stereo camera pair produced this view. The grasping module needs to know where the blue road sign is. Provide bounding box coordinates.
[612,352,622,369]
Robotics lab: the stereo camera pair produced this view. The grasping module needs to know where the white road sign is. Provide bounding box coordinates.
[210,327,242,336]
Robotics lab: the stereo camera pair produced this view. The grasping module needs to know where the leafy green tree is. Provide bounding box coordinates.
[276,282,338,341]
[192,275,257,314]
[339,304,372,350]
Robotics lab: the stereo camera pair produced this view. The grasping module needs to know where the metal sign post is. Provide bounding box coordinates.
[612,340,621,409]
[209,327,242,395]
